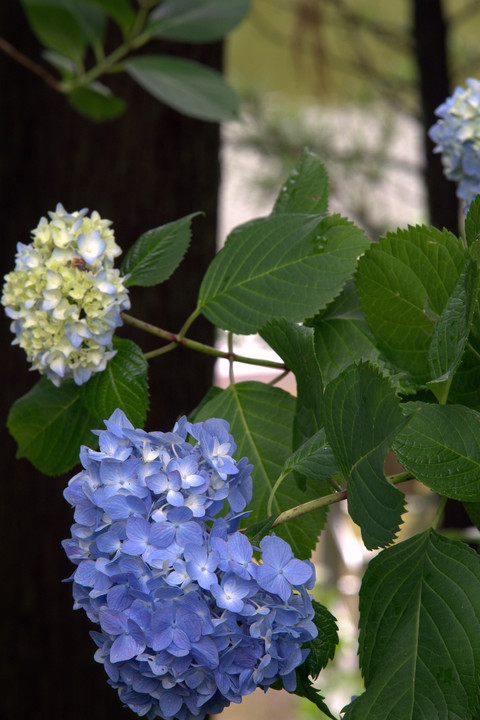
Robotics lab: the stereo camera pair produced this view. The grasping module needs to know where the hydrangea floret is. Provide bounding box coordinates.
[429,77,480,212]
[63,410,317,720]
[1,204,130,386]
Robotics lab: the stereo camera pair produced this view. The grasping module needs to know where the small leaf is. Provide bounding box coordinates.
[344,530,480,719]
[282,429,338,483]
[83,0,135,32]
[243,514,280,546]
[448,334,480,408]
[393,403,480,501]
[310,282,384,386]
[7,377,98,475]
[22,0,88,63]
[323,363,406,549]
[304,599,339,677]
[193,381,326,558]
[271,148,329,215]
[81,338,149,428]
[260,319,328,499]
[147,0,250,43]
[121,213,201,287]
[125,55,239,122]
[356,225,465,384]
[198,213,370,334]
[464,501,480,530]
[68,83,126,122]
[260,319,323,445]
[427,257,478,388]
[465,194,480,247]
[292,672,337,720]
[42,49,76,78]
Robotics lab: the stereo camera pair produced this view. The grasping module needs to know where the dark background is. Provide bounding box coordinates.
[0,3,221,717]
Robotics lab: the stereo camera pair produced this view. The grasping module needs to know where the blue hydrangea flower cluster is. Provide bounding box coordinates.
[429,78,480,212]
[63,410,317,720]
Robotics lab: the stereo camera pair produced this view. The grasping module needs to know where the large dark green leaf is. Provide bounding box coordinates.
[323,363,406,549]
[198,213,369,334]
[125,55,239,122]
[121,213,200,287]
[393,403,480,501]
[81,338,149,428]
[271,148,329,216]
[343,530,480,719]
[147,0,250,42]
[7,377,98,475]
[356,225,465,384]
[193,381,326,558]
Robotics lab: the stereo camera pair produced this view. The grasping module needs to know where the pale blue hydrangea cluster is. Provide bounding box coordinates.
[429,78,480,212]
[1,204,130,386]
[63,410,317,720]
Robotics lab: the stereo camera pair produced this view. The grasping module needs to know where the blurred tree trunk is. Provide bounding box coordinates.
[413,0,459,234]
[0,4,221,718]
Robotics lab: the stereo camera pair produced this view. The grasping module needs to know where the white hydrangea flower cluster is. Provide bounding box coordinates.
[2,204,130,386]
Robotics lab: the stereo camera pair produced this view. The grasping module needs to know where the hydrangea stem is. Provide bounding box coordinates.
[271,471,415,529]
[0,37,59,89]
[122,313,287,370]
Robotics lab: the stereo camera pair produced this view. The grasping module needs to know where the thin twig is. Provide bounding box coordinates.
[0,37,60,90]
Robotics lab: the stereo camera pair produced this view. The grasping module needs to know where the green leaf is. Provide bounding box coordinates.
[198,213,370,334]
[465,194,480,247]
[147,0,250,42]
[310,282,384,386]
[304,599,339,677]
[187,385,224,420]
[271,148,329,215]
[81,338,149,428]
[260,319,323,445]
[356,225,466,384]
[124,55,239,122]
[243,513,280,546]
[42,50,76,79]
[448,334,480,409]
[282,429,338,483]
[68,83,126,122]
[292,672,337,720]
[464,501,480,531]
[83,0,135,32]
[193,381,325,558]
[22,0,88,63]
[323,363,406,550]
[7,377,98,475]
[344,530,480,720]
[121,213,201,287]
[393,403,480,501]
[260,319,331,502]
[427,257,479,393]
